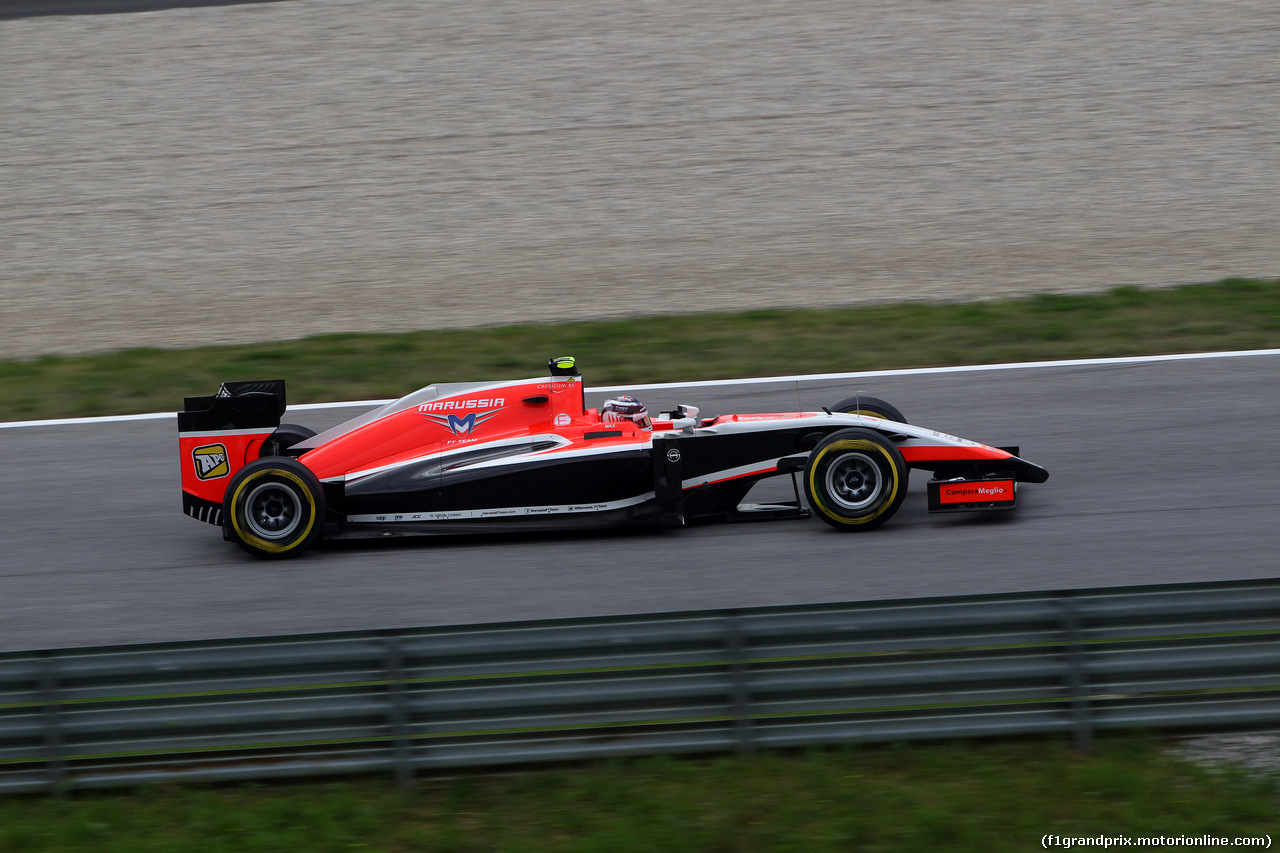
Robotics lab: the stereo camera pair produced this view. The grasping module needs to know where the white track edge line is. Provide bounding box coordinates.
[4,348,1278,430]
[598,348,1280,392]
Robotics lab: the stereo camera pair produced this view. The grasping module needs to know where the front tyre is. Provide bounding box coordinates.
[831,395,906,424]
[805,428,908,531]
[223,458,325,559]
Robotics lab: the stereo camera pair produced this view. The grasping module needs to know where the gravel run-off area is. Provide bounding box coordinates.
[1169,734,1280,779]
[1,0,1277,358]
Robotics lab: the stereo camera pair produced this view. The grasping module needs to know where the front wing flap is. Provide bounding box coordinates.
[927,476,1018,512]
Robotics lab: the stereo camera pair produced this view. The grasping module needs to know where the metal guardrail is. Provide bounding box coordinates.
[3,579,1279,793]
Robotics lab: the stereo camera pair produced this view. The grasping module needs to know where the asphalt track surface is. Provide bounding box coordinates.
[2,354,1278,653]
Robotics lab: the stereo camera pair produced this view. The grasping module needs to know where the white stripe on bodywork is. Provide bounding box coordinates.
[671,412,982,448]
[346,492,655,523]
[178,427,277,438]
[682,460,783,489]
[444,436,651,474]
[329,434,574,483]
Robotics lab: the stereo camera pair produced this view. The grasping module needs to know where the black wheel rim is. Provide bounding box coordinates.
[824,451,884,512]
[244,481,303,540]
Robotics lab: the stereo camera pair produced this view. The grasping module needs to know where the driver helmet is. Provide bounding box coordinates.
[600,395,652,430]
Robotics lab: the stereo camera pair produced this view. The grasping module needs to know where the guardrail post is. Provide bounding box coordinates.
[384,637,414,787]
[38,651,67,795]
[1058,596,1095,752]
[725,613,755,757]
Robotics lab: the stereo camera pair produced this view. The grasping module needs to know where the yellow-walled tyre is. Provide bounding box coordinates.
[805,428,908,531]
[831,395,906,424]
[223,458,325,559]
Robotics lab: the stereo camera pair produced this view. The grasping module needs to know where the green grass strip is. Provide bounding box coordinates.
[2,736,1276,852]
[3,278,1278,422]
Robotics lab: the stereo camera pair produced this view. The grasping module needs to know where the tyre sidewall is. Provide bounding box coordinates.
[805,428,907,530]
[259,423,318,458]
[223,458,324,558]
[830,395,906,424]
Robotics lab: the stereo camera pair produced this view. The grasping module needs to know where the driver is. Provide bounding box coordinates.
[600,395,652,431]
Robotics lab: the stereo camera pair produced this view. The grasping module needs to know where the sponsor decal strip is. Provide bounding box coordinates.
[938,480,1016,503]
[6,348,1278,430]
[346,493,655,523]
[418,398,506,412]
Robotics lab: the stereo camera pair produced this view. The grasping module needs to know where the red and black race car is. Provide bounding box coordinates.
[179,357,1048,558]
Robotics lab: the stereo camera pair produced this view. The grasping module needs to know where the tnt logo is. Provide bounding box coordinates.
[192,444,229,480]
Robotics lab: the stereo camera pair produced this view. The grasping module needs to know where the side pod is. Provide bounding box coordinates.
[178,380,287,525]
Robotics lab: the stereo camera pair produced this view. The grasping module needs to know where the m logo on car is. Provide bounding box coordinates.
[422,407,504,436]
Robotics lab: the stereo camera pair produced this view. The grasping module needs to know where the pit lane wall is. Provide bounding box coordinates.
[3,579,1280,793]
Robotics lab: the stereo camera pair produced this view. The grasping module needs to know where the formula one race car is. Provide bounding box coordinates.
[178,357,1048,558]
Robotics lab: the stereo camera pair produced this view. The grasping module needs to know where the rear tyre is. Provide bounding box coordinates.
[805,428,908,531]
[831,395,906,424]
[223,457,325,559]
[259,424,317,458]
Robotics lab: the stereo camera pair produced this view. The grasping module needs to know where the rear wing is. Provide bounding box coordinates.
[178,379,287,432]
[178,380,286,525]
